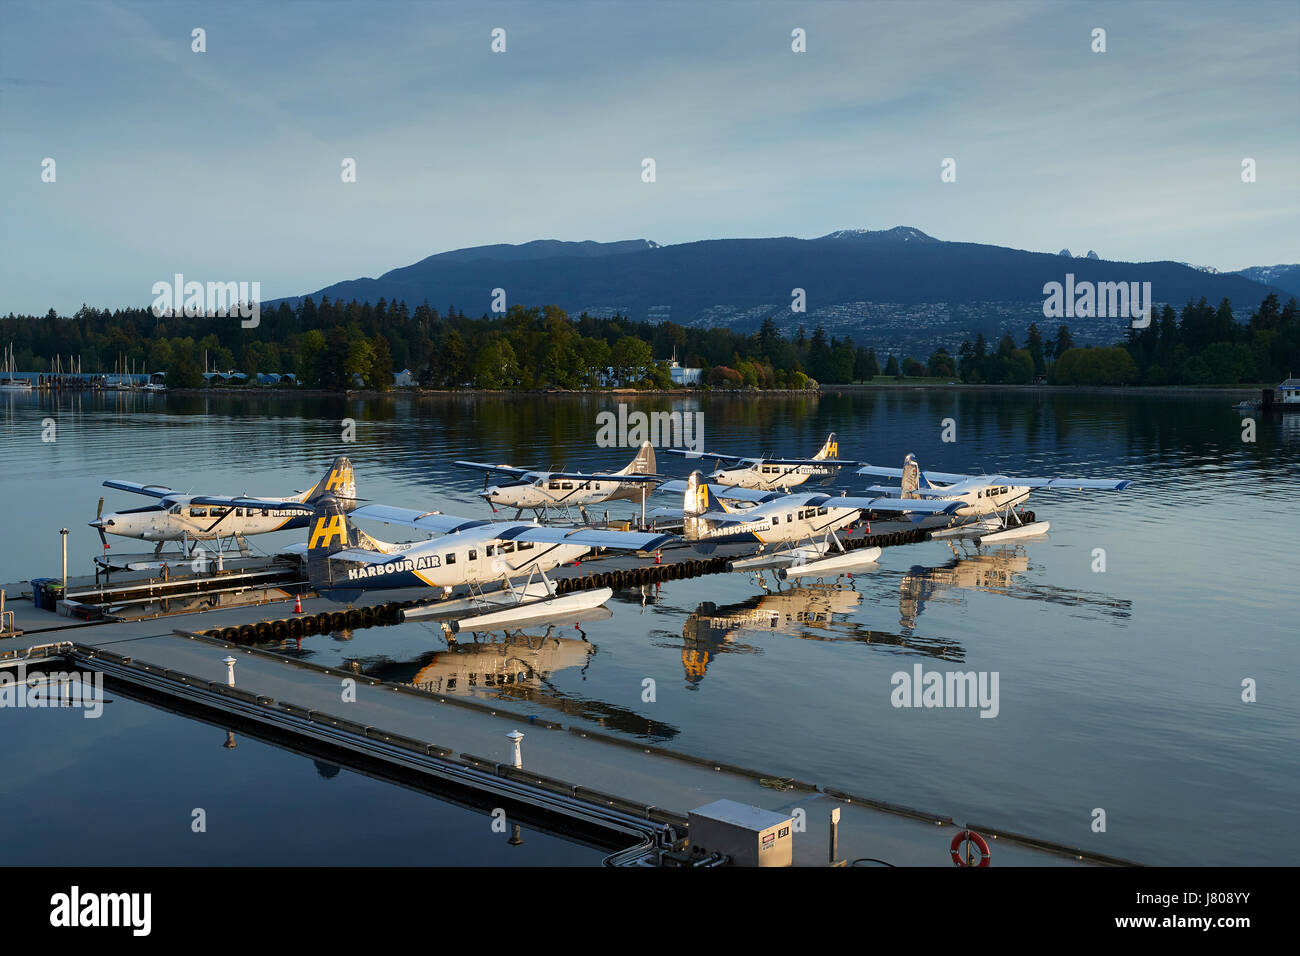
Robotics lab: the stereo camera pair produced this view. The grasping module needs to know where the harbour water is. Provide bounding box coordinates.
[1,388,1295,865]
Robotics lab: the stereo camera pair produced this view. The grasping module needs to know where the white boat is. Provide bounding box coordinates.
[0,343,31,391]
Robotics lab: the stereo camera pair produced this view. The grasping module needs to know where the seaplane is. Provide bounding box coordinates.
[238,493,677,631]
[452,441,662,522]
[653,471,961,579]
[662,433,857,491]
[855,453,1132,544]
[90,457,358,557]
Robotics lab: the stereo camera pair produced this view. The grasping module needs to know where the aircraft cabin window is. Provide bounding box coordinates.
[468,549,477,561]
[445,553,456,565]
[191,507,208,518]
[486,545,495,556]
[261,508,269,516]
[236,509,244,517]
[519,541,534,550]
[549,481,561,490]
[561,482,573,490]
[501,542,515,553]
[817,507,828,516]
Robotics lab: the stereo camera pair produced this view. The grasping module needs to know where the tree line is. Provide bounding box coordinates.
[2,291,1295,389]
[943,293,1298,386]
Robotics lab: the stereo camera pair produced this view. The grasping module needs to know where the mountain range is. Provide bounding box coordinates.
[271,229,1297,358]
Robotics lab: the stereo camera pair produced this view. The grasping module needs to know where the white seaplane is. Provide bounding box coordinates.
[245,493,676,631]
[653,471,961,579]
[662,433,856,490]
[452,441,661,522]
[856,453,1132,544]
[91,457,358,556]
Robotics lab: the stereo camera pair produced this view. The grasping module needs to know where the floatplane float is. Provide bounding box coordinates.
[453,441,662,524]
[662,433,857,491]
[651,471,961,579]
[856,453,1132,545]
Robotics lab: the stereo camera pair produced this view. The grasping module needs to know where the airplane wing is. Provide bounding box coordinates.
[103,479,176,498]
[763,457,859,467]
[349,505,674,549]
[190,495,312,511]
[543,471,662,483]
[349,503,494,535]
[802,494,963,515]
[451,460,534,479]
[661,449,757,465]
[983,475,1133,490]
[855,464,975,483]
[856,464,1130,491]
[657,480,783,504]
[491,525,676,551]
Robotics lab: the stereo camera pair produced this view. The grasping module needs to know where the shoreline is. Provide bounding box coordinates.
[156,383,1265,399]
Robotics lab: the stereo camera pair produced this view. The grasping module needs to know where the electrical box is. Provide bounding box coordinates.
[688,799,794,867]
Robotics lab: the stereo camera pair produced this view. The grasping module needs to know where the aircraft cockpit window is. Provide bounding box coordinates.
[501,542,515,553]
[518,541,534,550]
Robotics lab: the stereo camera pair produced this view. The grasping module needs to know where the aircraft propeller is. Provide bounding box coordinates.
[95,496,109,549]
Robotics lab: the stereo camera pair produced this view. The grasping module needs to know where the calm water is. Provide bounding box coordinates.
[1,388,1296,865]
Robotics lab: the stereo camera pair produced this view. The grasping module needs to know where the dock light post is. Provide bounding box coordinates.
[223,655,237,687]
[507,730,525,769]
[829,807,841,866]
[60,528,69,592]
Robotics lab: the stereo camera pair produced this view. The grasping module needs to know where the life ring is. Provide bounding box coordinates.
[950,829,991,867]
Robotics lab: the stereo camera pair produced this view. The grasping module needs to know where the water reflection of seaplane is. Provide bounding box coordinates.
[857,453,1132,543]
[252,494,674,630]
[664,433,856,490]
[91,457,357,556]
[654,471,960,576]
[898,544,1132,628]
[360,623,682,740]
[404,627,598,694]
[682,585,863,684]
[452,442,661,522]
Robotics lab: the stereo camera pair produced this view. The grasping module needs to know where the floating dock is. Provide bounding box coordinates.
[0,509,1132,868]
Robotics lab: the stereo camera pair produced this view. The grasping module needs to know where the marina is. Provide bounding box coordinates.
[3,528,1125,867]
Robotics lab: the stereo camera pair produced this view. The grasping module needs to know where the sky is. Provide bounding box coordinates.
[1,0,1297,315]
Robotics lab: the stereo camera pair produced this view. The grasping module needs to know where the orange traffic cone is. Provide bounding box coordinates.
[654,550,662,565]
[294,594,303,614]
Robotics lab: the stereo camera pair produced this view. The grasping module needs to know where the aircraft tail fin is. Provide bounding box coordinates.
[301,457,356,505]
[305,495,380,589]
[813,433,839,460]
[901,453,925,498]
[683,470,722,540]
[618,441,657,476]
